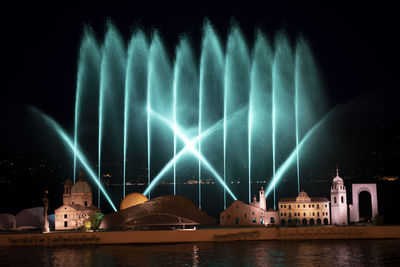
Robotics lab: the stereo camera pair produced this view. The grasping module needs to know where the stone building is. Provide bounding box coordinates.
[55,173,99,230]
[330,168,348,225]
[220,187,279,226]
[278,191,330,225]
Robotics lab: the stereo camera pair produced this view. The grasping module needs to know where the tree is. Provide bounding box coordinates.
[88,212,104,231]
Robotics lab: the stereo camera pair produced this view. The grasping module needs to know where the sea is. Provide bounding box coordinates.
[0,239,399,266]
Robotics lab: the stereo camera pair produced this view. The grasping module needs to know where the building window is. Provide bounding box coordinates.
[84,201,88,207]
[303,204,305,208]
[303,212,306,216]
[270,217,274,223]
[309,204,311,208]
[252,218,256,223]
[280,205,283,208]
[252,212,254,215]
[317,212,320,217]
[341,196,344,203]
[280,213,283,216]
[284,213,286,216]
[64,214,67,219]
[289,213,291,217]
[312,204,314,208]
[289,205,291,209]
[317,204,319,208]
[64,221,68,227]
[260,218,264,224]
[228,215,230,219]
[334,197,337,204]
[298,205,300,208]
[235,218,239,224]
[284,205,286,208]
[325,204,327,208]
[244,213,247,218]
[313,212,315,216]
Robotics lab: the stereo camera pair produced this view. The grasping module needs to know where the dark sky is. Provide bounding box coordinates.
[1,1,399,161]
[0,1,399,218]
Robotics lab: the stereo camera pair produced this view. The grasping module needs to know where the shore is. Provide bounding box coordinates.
[1,225,400,246]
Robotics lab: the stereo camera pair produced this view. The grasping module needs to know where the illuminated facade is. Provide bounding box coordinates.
[55,173,99,230]
[330,168,348,225]
[220,187,279,226]
[278,191,330,225]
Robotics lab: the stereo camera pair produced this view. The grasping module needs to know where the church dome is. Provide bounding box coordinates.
[71,180,92,194]
[120,193,148,210]
[333,167,344,184]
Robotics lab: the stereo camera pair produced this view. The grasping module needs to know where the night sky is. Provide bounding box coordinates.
[1,2,399,219]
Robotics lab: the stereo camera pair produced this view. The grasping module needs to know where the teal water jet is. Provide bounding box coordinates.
[32,107,117,211]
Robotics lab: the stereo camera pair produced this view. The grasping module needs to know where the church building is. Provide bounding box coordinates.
[220,187,279,226]
[55,172,99,230]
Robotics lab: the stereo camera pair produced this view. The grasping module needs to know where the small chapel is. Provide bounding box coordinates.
[54,172,99,230]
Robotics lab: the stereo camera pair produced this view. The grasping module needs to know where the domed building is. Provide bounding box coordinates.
[55,172,99,230]
[120,193,148,210]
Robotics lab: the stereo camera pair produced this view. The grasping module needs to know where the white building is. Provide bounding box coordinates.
[330,168,348,225]
[220,187,279,226]
[55,173,99,230]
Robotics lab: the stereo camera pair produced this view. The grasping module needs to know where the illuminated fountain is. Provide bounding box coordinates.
[34,20,329,212]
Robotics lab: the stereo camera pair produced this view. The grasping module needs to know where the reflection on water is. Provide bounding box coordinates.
[1,240,400,266]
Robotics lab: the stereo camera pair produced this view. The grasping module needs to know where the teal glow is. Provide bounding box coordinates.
[147,109,237,201]
[248,98,252,204]
[73,27,100,185]
[265,108,336,197]
[173,64,177,195]
[32,108,117,212]
[295,51,300,195]
[272,64,277,210]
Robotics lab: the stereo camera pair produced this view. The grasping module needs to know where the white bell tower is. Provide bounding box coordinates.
[330,167,348,225]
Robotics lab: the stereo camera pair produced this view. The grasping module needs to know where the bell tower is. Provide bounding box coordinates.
[259,187,266,211]
[63,178,73,205]
[330,167,348,225]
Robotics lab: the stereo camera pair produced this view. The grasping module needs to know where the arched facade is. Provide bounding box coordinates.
[349,183,378,222]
